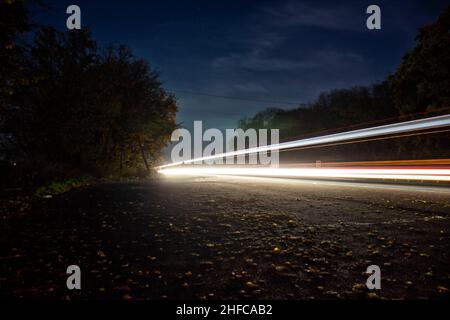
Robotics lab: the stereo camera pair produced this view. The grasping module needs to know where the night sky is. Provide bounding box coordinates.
[31,0,448,130]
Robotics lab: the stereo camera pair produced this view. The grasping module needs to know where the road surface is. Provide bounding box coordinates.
[2,176,450,299]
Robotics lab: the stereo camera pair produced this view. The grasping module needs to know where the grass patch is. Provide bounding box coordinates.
[34,176,92,198]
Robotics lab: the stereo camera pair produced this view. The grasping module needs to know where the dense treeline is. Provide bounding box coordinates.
[239,7,449,163]
[0,1,177,187]
[239,81,396,139]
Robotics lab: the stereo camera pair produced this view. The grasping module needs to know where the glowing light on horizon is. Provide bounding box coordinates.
[159,114,450,168]
[158,167,450,182]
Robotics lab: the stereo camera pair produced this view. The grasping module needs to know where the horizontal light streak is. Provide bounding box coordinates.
[159,114,450,168]
[284,159,450,167]
[158,167,450,182]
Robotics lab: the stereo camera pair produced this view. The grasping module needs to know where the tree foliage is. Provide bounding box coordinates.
[240,81,396,141]
[1,2,177,184]
[18,28,177,175]
[390,6,450,114]
[0,0,30,113]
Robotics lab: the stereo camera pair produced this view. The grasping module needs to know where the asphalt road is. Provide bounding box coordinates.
[2,176,450,300]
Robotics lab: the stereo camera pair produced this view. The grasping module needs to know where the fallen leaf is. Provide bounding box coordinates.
[437,286,449,294]
[97,250,106,258]
[246,281,258,288]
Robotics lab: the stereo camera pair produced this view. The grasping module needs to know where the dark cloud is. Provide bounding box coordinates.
[261,2,360,30]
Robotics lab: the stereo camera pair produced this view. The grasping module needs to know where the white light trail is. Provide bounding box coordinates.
[159,114,450,168]
[158,167,450,182]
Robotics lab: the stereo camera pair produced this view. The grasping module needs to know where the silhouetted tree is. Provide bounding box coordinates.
[0,0,29,112]
[2,24,177,183]
[390,6,450,114]
[237,81,402,161]
[0,0,32,167]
